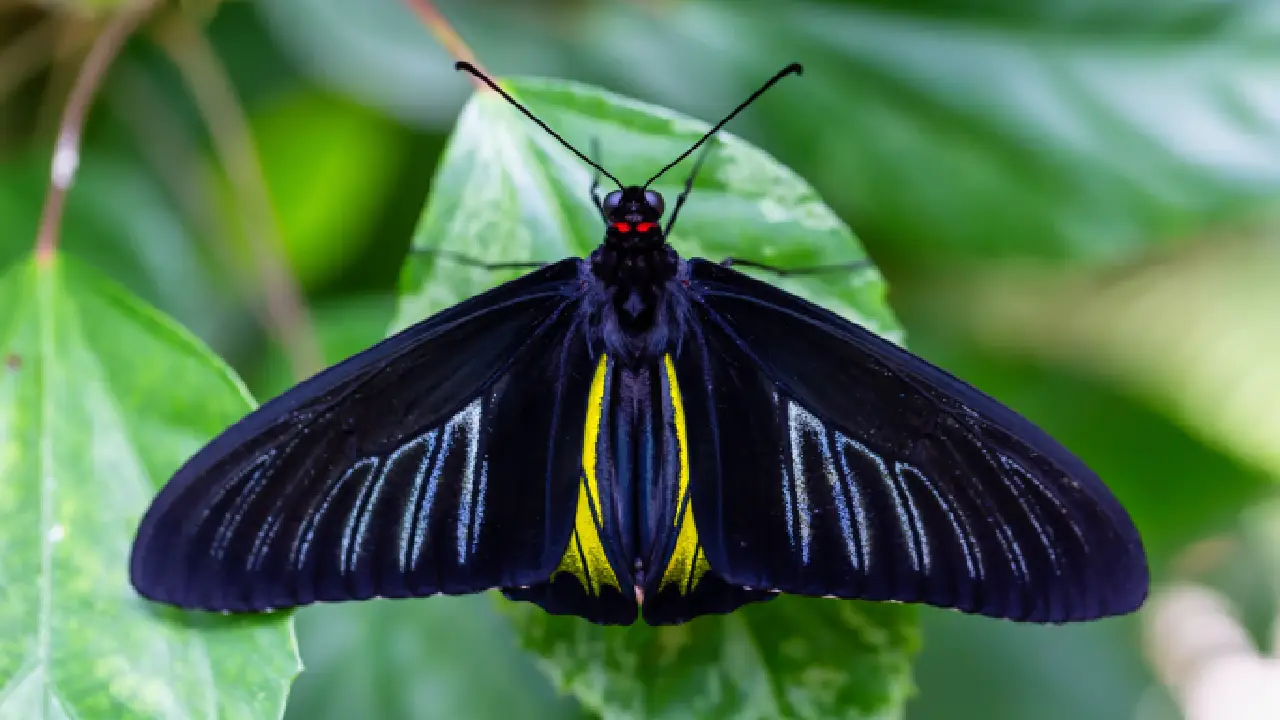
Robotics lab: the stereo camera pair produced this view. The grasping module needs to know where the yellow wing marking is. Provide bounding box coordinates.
[554,353,621,595]
[659,354,710,593]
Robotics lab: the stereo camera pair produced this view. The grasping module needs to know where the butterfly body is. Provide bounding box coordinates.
[585,186,688,361]
[129,64,1148,627]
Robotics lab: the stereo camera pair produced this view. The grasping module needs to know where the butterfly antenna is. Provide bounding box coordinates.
[456,61,623,189]
[644,62,803,189]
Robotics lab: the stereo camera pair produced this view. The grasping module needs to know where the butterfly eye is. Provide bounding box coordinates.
[603,191,623,212]
[643,190,665,216]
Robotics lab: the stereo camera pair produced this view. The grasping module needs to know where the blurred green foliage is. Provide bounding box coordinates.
[0,256,298,717]
[2,0,1279,718]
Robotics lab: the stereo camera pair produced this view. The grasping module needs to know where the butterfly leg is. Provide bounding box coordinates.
[588,138,607,221]
[413,248,547,271]
[719,257,874,277]
[663,139,716,237]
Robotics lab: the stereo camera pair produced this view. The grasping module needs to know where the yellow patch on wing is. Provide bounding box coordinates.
[554,353,621,595]
[659,354,710,594]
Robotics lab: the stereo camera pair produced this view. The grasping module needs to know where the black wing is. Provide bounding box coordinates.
[675,260,1148,622]
[510,352,767,626]
[131,260,599,612]
[633,354,775,625]
[503,352,640,625]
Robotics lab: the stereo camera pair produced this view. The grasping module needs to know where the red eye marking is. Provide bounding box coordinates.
[635,222,656,233]
[611,222,632,233]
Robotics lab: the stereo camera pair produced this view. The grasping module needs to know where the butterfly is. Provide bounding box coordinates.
[130,62,1148,626]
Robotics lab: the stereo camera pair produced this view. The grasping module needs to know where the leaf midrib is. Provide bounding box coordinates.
[35,258,57,711]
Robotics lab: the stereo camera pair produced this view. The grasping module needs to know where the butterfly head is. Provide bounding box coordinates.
[604,187,664,239]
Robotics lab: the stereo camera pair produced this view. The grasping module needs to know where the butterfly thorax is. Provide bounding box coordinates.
[584,186,688,362]
[589,237,678,318]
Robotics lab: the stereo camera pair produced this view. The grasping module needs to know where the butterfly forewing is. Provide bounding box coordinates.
[130,260,594,611]
[678,260,1148,623]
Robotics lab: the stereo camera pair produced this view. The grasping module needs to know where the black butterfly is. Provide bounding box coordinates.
[130,62,1148,626]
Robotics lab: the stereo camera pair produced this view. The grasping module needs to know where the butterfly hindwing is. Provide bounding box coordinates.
[677,259,1148,623]
[504,353,639,624]
[638,353,774,625]
[130,260,596,611]
[507,349,771,626]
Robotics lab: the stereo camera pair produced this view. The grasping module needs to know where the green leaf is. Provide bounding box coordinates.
[505,598,918,720]
[392,78,913,718]
[0,254,298,718]
[287,596,584,720]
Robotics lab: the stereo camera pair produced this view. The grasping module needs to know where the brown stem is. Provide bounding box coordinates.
[400,0,488,86]
[34,19,94,136]
[153,14,323,381]
[33,1,160,264]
